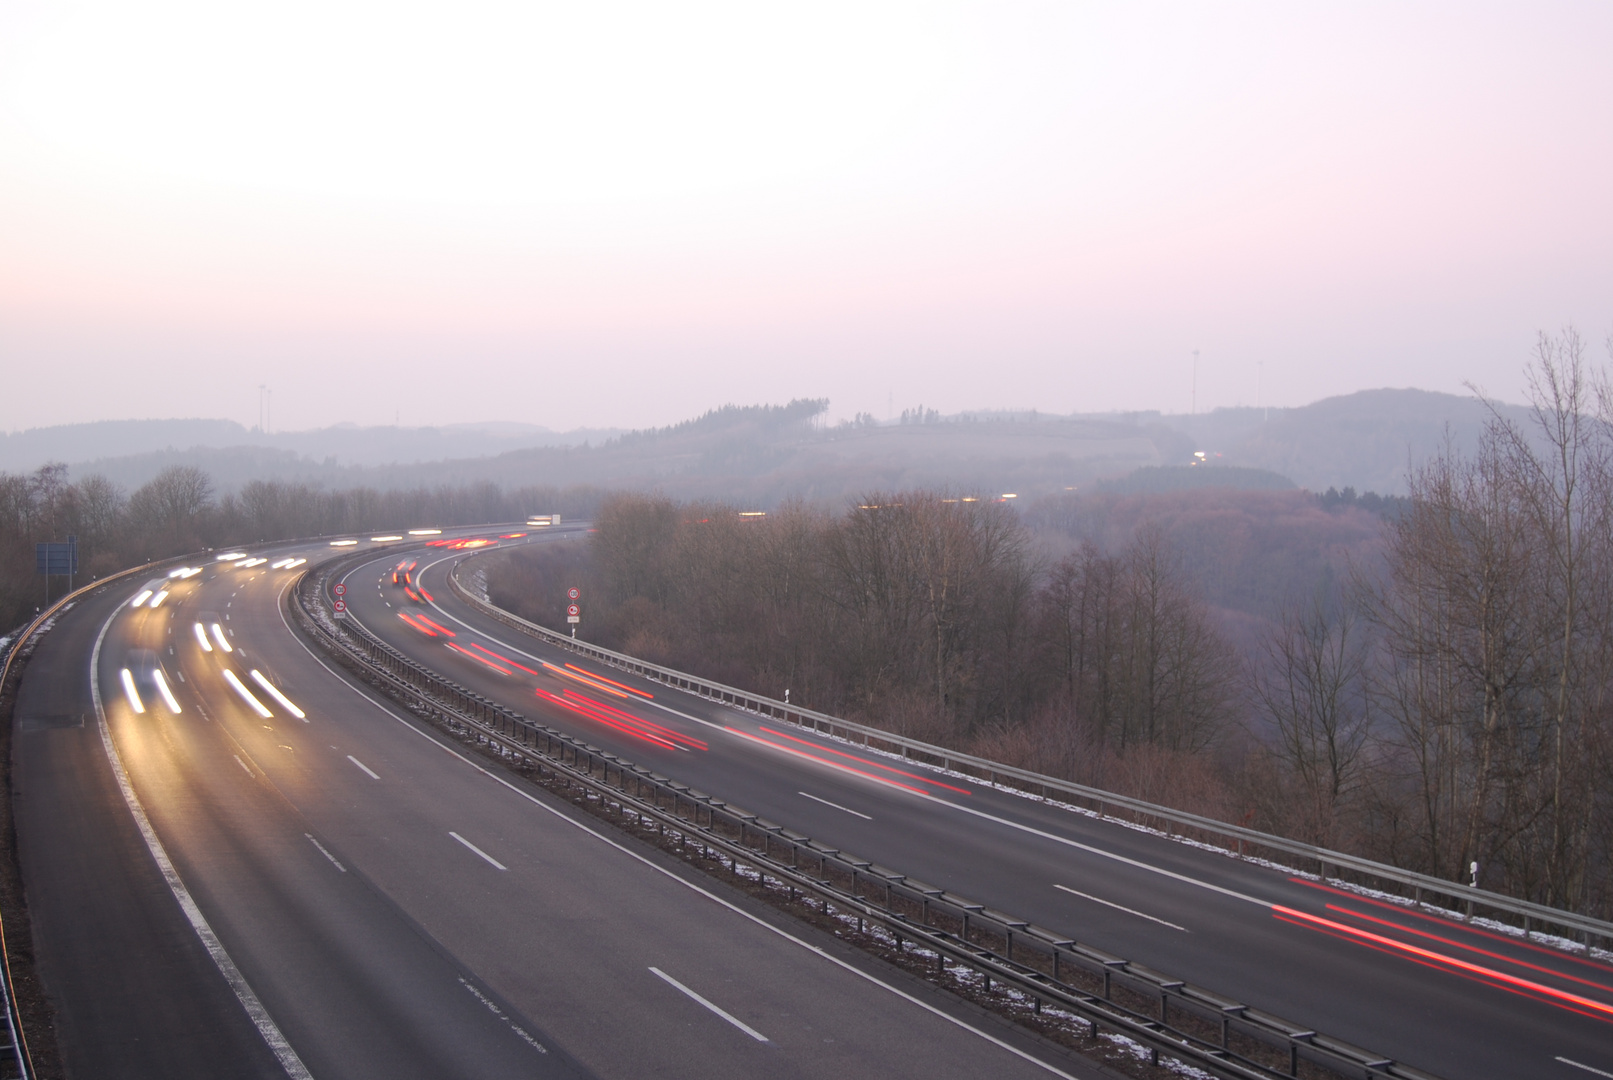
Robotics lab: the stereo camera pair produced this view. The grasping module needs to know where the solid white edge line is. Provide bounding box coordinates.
[449,831,508,871]
[1559,1057,1613,1079]
[908,788,1274,909]
[234,755,254,777]
[92,605,314,1080]
[799,791,872,820]
[409,559,728,735]
[404,550,1274,913]
[649,966,769,1042]
[284,573,1085,1080]
[347,755,380,780]
[1053,884,1188,932]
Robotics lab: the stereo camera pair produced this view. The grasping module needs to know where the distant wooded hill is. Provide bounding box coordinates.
[2,388,1534,501]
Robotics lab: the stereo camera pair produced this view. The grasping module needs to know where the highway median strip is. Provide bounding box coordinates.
[294,553,1443,1080]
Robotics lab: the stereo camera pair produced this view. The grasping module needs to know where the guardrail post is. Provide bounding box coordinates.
[1288,1031,1314,1076]
[300,560,1473,1080]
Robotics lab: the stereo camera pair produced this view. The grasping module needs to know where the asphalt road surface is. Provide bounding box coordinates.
[13,537,1098,1080]
[333,530,1613,1080]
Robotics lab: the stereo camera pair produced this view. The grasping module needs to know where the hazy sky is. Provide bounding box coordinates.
[2,1,1610,433]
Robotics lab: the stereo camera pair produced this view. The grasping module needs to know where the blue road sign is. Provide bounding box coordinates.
[35,535,78,576]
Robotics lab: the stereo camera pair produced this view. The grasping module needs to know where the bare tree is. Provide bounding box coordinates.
[127,465,214,554]
[1251,587,1370,844]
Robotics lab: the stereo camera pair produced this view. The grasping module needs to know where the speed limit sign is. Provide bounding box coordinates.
[333,582,346,596]
[567,587,580,601]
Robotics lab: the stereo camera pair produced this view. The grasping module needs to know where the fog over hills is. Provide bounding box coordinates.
[0,418,623,474]
[1,389,1535,502]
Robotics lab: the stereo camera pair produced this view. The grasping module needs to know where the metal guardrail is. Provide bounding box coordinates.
[296,554,1442,1080]
[448,557,1613,954]
[446,556,1613,956]
[0,624,33,1080]
[0,551,205,1080]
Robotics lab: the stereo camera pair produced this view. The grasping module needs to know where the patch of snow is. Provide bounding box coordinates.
[659,681,1611,960]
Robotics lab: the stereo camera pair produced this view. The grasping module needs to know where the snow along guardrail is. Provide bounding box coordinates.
[447,550,1613,956]
[295,551,1444,1080]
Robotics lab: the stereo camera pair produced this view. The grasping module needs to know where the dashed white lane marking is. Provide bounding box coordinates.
[649,967,769,1042]
[450,831,508,871]
[306,834,346,872]
[799,791,872,820]
[905,787,1274,909]
[1559,1058,1613,1078]
[347,755,380,779]
[233,755,253,777]
[1054,884,1187,932]
[411,559,1264,916]
[291,565,1085,1079]
[91,609,313,1080]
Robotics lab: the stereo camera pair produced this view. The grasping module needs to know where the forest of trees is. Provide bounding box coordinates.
[488,332,1613,920]
[0,469,603,633]
[5,333,1609,919]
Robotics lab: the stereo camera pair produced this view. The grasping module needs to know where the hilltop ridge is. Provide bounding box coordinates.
[0,389,1532,502]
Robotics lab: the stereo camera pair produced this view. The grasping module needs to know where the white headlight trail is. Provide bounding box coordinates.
[153,669,182,714]
[120,668,146,714]
[222,669,273,718]
[250,670,306,720]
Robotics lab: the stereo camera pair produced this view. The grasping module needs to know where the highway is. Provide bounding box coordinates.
[334,530,1613,1080]
[12,536,1097,1080]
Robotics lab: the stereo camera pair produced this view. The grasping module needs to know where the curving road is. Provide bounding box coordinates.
[330,531,1613,1080]
[13,532,1095,1079]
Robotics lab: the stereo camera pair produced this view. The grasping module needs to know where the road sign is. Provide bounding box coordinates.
[333,582,346,596]
[567,587,580,600]
[333,598,347,619]
[566,604,579,617]
[35,535,77,576]
[567,602,580,624]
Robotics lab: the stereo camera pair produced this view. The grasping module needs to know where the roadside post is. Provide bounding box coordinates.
[35,534,78,605]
